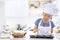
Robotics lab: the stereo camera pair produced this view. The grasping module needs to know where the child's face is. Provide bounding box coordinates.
[43,12,53,20]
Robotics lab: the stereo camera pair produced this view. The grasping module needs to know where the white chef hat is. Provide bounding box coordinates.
[42,3,59,15]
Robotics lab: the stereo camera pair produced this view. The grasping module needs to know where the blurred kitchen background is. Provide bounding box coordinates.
[0,0,60,39]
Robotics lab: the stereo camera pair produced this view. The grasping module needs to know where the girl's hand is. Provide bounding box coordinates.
[51,33,53,36]
[33,26,39,33]
[33,29,39,33]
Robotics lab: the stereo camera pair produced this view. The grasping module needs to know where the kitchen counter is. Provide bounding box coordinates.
[0,31,60,40]
[0,37,59,40]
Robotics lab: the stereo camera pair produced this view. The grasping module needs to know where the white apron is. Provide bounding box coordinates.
[37,19,51,35]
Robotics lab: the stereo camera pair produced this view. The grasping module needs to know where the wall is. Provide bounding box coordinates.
[5,0,28,17]
[0,1,5,31]
[5,0,41,29]
[52,0,60,26]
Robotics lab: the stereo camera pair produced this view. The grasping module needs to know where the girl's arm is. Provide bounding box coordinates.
[33,26,39,33]
[51,28,53,35]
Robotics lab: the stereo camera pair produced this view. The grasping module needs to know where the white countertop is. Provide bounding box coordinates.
[0,38,60,40]
[0,31,60,40]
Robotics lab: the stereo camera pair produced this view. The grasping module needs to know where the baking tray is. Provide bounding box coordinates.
[30,35,54,39]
